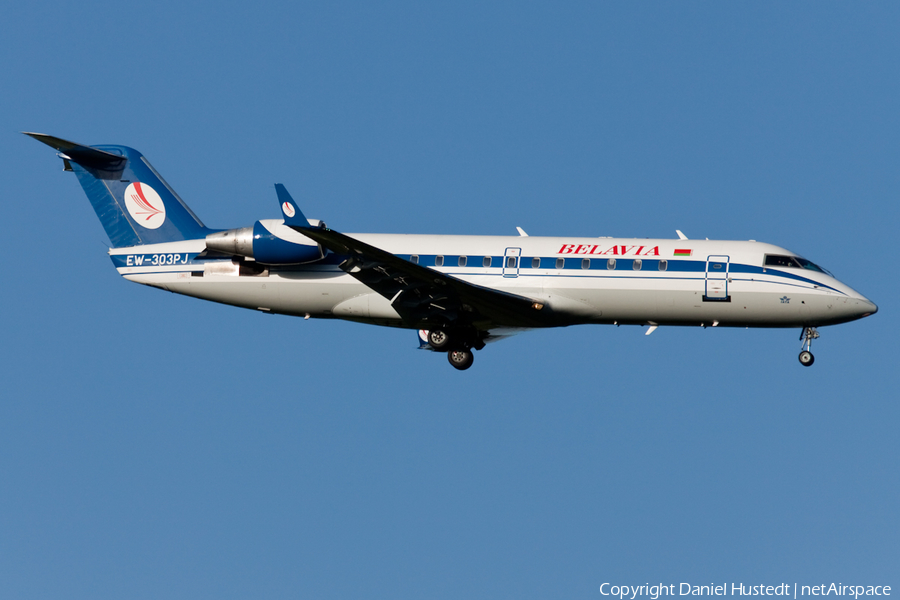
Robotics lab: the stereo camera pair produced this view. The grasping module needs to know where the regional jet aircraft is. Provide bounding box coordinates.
[27,133,877,370]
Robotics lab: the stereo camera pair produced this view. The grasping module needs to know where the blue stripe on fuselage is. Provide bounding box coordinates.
[111,249,841,295]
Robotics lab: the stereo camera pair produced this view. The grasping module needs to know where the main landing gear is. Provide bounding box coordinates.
[447,349,474,370]
[799,326,820,367]
[427,328,483,371]
[427,329,451,350]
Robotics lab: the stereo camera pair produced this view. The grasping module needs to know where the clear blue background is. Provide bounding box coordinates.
[1,2,896,598]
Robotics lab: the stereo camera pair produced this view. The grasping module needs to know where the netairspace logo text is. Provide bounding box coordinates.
[600,584,891,600]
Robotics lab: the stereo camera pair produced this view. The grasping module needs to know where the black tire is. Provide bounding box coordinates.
[799,350,815,367]
[428,329,451,350]
[447,349,474,370]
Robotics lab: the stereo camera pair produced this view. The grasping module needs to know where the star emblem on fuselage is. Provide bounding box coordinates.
[780,296,790,304]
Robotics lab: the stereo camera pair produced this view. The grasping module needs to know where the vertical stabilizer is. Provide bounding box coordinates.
[26,133,209,248]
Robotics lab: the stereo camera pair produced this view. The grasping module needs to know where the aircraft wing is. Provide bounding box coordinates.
[276,185,550,331]
[298,224,549,329]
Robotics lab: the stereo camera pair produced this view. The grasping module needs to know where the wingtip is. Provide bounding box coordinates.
[274,183,312,228]
[23,131,52,144]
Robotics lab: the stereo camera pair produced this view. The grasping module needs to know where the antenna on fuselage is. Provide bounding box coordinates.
[676,230,688,240]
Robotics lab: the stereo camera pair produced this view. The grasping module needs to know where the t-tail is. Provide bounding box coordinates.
[26,133,209,247]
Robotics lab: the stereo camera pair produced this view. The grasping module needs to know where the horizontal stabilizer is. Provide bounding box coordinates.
[24,132,127,179]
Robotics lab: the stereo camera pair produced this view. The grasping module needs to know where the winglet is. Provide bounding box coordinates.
[275,183,311,228]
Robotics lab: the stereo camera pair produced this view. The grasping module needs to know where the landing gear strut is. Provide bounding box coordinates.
[799,327,819,367]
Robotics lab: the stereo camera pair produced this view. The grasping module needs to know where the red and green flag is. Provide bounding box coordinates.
[674,249,692,257]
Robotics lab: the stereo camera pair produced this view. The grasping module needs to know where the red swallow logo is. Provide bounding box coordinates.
[123,182,167,230]
[130,182,163,221]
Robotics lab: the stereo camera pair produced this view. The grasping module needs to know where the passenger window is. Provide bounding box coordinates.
[410,255,419,265]
[633,259,642,271]
[532,257,540,268]
[435,255,444,267]
[658,259,667,271]
[582,258,590,270]
[506,256,517,268]
[483,256,492,268]
[459,256,467,267]
[556,258,564,269]
[607,259,616,270]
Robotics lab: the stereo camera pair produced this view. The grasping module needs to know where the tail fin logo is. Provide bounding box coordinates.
[282,201,296,218]
[124,182,166,229]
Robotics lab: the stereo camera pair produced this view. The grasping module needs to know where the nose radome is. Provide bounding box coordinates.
[860,299,878,317]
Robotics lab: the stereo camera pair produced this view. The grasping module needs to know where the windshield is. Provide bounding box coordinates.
[793,257,831,275]
[764,254,832,276]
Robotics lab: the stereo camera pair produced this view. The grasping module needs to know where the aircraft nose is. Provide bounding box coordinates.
[831,294,877,324]
[860,298,878,317]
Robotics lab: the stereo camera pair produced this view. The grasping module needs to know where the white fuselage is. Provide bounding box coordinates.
[109,233,876,330]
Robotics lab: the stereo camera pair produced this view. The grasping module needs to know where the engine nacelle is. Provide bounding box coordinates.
[206,219,324,265]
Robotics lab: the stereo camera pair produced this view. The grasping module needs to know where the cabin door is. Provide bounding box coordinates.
[503,247,521,278]
[704,255,730,301]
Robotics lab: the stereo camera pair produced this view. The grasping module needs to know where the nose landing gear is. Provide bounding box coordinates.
[799,327,819,367]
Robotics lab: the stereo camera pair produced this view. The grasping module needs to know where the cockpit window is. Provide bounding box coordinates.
[764,255,795,268]
[794,257,830,275]
[764,254,831,275]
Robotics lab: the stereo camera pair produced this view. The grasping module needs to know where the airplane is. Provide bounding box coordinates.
[27,132,877,370]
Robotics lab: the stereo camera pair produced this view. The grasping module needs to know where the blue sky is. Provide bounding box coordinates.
[1,2,897,598]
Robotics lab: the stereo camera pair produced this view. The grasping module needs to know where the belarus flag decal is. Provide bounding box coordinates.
[674,249,692,257]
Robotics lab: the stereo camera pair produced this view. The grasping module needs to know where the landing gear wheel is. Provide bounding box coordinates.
[798,327,820,367]
[448,349,474,370]
[428,329,451,350]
